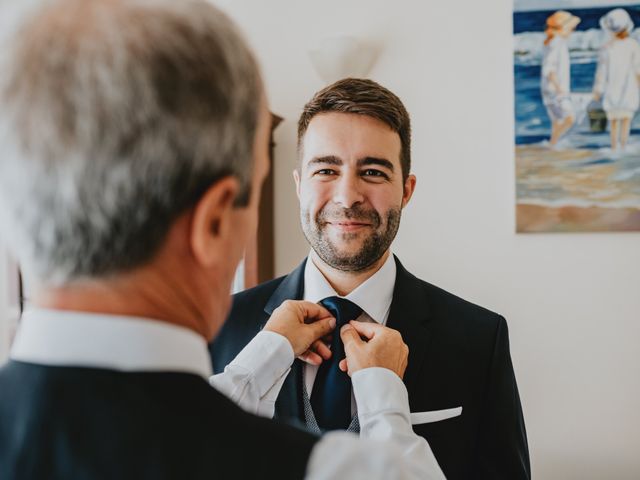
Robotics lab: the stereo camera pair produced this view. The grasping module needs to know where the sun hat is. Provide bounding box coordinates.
[545,11,581,36]
[599,8,634,35]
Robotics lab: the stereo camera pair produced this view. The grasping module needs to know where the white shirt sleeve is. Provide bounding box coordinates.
[208,330,293,417]
[305,367,445,479]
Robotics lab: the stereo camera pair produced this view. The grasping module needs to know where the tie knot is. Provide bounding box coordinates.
[319,296,363,327]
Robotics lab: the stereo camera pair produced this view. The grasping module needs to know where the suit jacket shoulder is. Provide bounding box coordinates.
[0,361,317,480]
[389,259,507,366]
[402,263,503,324]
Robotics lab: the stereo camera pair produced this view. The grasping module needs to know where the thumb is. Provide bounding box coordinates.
[299,301,332,323]
[347,320,383,340]
[306,316,336,341]
[340,324,364,350]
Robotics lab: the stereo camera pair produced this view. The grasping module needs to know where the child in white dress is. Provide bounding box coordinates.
[541,11,581,146]
[593,8,640,150]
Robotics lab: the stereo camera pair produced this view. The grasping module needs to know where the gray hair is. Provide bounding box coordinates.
[0,0,262,285]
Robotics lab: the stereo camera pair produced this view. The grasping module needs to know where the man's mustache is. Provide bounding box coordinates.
[316,206,381,228]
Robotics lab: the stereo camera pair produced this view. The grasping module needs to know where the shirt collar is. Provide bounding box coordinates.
[303,251,396,324]
[10,309,212,378]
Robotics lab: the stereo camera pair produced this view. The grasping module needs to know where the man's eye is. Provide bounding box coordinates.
[315,169,337,176]
[362,169,387,178]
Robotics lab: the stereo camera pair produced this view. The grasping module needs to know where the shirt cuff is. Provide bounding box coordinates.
[352,367,410,422]
[228,330,294,397]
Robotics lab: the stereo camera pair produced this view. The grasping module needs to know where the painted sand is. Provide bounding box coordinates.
[516,141,640,232]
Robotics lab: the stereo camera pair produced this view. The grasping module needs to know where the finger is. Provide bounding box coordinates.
[340,324,364,349]
[339,358,348,372]
[306,316,336,341]
[272,300,308,326]
[279,300,332,325]
[347,320,385,340]
[298,350,322,366]
[298,301,333,322]
[313,340,332,360]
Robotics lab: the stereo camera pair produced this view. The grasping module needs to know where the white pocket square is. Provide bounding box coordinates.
[410,406,462,425]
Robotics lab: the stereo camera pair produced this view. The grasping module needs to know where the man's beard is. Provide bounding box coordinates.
[300,204,401,272]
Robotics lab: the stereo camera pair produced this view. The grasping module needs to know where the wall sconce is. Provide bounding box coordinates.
[308,35,378,84]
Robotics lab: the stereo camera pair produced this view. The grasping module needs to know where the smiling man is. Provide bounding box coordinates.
[211,78,531,479]
[296,111,409,278]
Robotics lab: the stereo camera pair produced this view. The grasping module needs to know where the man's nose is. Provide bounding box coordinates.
[331,173,364,208]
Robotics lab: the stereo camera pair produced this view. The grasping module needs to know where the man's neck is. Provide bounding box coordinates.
[310,249,390,296]
[33,262,220,340]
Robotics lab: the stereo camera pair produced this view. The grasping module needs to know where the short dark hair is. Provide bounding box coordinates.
[297,78,411,181]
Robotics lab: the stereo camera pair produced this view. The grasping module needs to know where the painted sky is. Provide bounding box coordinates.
[514,0,639,11]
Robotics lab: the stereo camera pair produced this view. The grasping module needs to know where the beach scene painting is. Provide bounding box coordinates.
[514,0,640,232]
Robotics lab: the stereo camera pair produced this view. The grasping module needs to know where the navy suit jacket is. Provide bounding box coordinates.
[0,361,316,479]
[211,256,530,479]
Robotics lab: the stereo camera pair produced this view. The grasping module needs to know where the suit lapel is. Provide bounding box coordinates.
[386,256,434,403]
[264,259,306,315]
[265,259,307,424]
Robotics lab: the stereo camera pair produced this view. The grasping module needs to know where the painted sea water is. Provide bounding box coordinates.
[514,3,640,232]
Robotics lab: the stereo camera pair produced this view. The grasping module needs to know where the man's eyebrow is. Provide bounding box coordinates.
[307,156,343,167]
[357,157,394,171]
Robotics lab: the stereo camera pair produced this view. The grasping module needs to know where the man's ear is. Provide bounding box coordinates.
[190,176,240,267]
[293,169,301,200]
[402,174,417,208]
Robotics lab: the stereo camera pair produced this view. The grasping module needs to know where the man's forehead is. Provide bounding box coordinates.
[301,112,401,167]
[304,111,395,134]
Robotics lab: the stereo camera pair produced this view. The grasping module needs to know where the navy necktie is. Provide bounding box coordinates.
[310,296,363,431]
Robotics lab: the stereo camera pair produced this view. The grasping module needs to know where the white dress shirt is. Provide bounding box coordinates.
[10,308,444,479]
[303,251,396,414]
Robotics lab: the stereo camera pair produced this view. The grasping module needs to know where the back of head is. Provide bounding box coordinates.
[0,0,261,286]
[297,78,412,181]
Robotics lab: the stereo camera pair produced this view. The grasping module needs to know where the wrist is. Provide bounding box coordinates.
[352,367,409,418]
[260,328,296,359]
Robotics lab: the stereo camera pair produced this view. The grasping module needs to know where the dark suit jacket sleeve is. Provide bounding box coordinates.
[474,316,531,479]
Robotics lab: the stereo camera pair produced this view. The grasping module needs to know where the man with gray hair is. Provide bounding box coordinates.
[0,0,444,478]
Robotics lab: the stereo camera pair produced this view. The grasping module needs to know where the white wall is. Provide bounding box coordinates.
[215,1,640,477]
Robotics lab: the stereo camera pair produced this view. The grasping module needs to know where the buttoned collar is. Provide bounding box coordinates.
[10,309,212,378]
[303,251,396,325]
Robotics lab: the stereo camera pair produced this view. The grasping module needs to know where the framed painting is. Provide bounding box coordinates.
[514,1,640,232]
